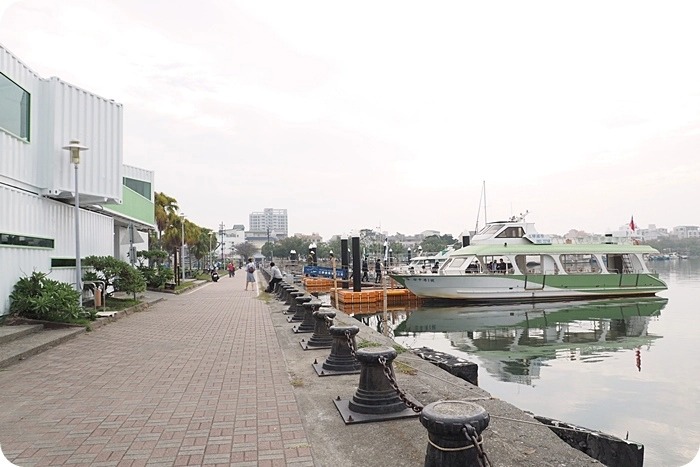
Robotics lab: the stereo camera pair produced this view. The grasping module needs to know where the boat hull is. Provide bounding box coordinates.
[390,273,667,301]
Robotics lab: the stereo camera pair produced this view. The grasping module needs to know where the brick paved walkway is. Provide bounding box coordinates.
[0,273,314,466]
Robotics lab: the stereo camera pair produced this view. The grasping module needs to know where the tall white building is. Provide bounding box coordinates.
[0,44,154,315]
[249,208,288,237]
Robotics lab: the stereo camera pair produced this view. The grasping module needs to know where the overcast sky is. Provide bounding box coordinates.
[2,1,699,240]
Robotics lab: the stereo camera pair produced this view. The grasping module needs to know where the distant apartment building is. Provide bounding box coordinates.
[249,208,288,237]
[672,225,700,239]
[636,224,669,241]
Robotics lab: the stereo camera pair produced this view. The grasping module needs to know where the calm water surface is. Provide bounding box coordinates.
[353,259,699,466]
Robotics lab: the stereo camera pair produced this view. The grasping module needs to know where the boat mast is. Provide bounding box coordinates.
[475,181,487,232]
[483,180,487,226]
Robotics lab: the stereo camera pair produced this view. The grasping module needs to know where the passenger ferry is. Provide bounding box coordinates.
[390,215,667,302]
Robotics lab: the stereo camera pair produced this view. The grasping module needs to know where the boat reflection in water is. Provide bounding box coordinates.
[385,297,668,385]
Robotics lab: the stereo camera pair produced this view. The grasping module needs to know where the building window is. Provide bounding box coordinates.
[123,177,152,199]
[0,72,30,141]
[51,258,79,268]
[0,233,53,248]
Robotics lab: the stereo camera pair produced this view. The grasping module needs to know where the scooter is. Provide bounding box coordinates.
[211,270,219,282]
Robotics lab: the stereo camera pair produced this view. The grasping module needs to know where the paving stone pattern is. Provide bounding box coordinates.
[0,274,314,466]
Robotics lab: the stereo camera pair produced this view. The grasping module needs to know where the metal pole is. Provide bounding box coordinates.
[182,216,186,279]
[74,162,81,308]
[219,222,225,266]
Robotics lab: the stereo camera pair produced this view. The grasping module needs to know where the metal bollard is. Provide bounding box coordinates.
[301,310,336,350]
[279,283,295,301]
[293,299,322,333]
[284,291,305,314]
[286,290,304,306]
[287,295,312,323]
[312,325,361,376]
[333,347,420,424]
[420,400,490,467]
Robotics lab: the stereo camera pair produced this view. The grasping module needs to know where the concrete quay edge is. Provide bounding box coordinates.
[268,289,602,467]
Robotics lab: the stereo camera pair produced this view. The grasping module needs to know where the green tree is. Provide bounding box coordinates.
[420,235,455,253]
[235,241,259,262]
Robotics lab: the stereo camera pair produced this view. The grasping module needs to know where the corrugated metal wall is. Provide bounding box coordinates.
[43,78,123,203]
[1,44,123,204]
[0,184,114,315]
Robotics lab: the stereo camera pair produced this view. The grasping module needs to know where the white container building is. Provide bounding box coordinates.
[0,43,155,315]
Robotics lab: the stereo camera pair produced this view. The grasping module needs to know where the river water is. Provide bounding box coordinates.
[349,259,699,466]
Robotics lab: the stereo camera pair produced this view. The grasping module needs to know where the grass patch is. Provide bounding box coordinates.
[290,376,304,387]
[393,344,407,354]
[356,339,381,349]
[395,361,417,375]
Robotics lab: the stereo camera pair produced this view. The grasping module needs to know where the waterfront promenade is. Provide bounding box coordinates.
[0,272,599,466]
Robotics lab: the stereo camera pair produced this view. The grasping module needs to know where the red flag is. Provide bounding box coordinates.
[629,216,636,231]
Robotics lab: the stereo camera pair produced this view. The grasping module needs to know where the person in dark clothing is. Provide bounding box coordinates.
[361,258,369,282]
[374,258,382,283]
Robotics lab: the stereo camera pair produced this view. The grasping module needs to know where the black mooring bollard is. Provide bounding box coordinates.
[286,290,304,306]
[312,325,361,376]
[420,400,490,467]
[349,347,406,415]
[333,347,420,424]
[293,299,322,333]
[301,310,336,350]
[278,283,293,301]
[287,295,312,322]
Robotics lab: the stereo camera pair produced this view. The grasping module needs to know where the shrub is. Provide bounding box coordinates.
[83,256,146,296]
[9,272,96,323]
[138,264,174,289]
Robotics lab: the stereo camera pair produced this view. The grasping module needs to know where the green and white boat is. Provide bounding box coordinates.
[390,216,667,302]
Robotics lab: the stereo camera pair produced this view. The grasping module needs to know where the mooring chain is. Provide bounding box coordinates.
[462,424,491,467]
[344,329,357,358]
[377,356,424,413]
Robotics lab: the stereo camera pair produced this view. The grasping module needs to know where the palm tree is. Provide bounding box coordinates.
[154,192,179,242]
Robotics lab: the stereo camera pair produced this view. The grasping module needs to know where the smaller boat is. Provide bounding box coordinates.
[391,247,455,275]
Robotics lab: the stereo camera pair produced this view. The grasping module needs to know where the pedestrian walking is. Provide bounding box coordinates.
[245,258,256,290]
[227,261,235,277]
[361,258,369,282]
[374,258,382,284]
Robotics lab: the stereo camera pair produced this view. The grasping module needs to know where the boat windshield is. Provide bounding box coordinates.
[496,226,525,239]
[477,224,503,236]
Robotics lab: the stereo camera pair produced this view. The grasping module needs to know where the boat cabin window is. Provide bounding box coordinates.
[560,254,600,273]
[444,257,465,269]
[496,226,525,239]
[478,224,503,236]
[515,255,541,274]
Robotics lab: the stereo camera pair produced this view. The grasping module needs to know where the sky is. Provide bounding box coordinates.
[1,0,699,240]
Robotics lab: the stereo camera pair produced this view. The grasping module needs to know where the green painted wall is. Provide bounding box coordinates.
[104,186,154,226]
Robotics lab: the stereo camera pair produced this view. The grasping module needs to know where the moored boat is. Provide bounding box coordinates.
[389,215,668,302]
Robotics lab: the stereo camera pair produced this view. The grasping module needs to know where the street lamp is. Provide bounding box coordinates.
[63,140,88,308]
[180,213,186,281]
[219,222,225,266]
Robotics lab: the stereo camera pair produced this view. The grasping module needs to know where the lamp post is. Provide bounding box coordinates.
[219,222,225,266]
[267,227,270,262]
[63,140,88,308]
[180,213,186,281]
